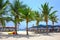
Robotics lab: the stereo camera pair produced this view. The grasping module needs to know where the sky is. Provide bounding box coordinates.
[6,0,60,29]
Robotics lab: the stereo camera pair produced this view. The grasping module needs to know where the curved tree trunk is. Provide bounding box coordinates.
[26,18,28,35]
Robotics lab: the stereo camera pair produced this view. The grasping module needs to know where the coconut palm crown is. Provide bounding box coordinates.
[34,11,43,31]
[0,0,9,27]
[21,7,35,35]
[41,3,57,33]
[10,0,26,34]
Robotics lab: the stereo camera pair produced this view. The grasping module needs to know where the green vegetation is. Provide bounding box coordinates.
[41,3,58,33]
[49,12,58,31]
[34,11,43,31]
[0,0,9,27]
[9,0,26,34]
[20,7,35,35]
[0,0,58,35]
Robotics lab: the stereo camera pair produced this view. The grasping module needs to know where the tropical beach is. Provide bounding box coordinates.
[0,31,60,40]
[0,0,60,40]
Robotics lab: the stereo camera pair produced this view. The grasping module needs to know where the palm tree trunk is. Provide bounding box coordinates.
[15,23,18,34]
[26,18,28,35]
[52,22,54,32]
[0,21,2,27]
[46,21,48,34]
[15,17,18,35]
[36,21,39,32]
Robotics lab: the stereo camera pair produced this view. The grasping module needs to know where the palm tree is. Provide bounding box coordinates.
[21,7,35,35]
[10,0,26,34]
[34,11,43,32]
[49,12,58,31]
[0,0,9,27]
[41,3,54,33]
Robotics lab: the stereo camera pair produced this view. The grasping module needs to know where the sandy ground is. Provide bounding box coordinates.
[0,31,60,40]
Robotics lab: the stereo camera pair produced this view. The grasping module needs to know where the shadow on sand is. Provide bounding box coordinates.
[0,34,36,39]
[34,32,54,36]
[0,32,54,39]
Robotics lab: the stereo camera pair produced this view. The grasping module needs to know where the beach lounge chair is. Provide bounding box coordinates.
[8,31,16,35]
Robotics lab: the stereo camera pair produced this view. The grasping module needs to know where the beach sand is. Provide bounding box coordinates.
[0,31,60,40]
